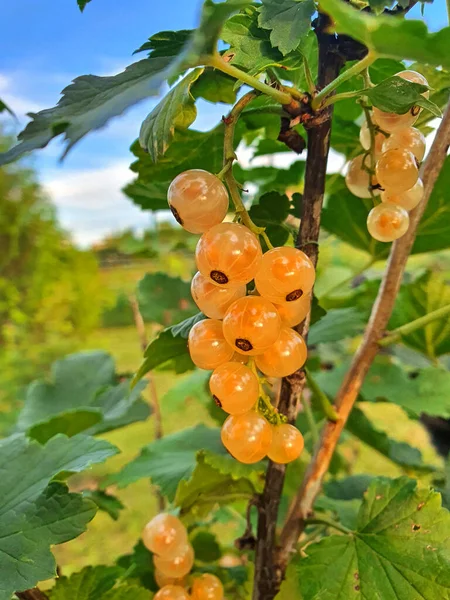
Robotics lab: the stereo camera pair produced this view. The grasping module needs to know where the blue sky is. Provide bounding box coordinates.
[0,0,447,245]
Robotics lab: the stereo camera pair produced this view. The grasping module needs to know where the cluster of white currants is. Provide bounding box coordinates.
[143,513,224,599]
[345,70,429,242]
[168,169,311,464]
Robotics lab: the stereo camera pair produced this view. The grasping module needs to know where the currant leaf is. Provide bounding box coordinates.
[258,0,315,56]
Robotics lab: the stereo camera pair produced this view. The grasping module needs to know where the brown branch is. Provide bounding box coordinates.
[129,294,165,511]
[252,15,345,600]
[16,589,48,600]
[278,102,450,565]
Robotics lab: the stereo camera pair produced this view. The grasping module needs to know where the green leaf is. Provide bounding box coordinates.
[412,64,450,130]
[160,369,211,411]
[134,29,192,57]
[390,271,450,358]
[17,351,148,443]
[222,6,304,75]
[320,0,450,68]
[49,565,150,600]
[104,425,227,501]
[0,98,15,118]
[276,30,318,90]
[299,477,450,600]
[132,313,205,387]
[193,68,238,104]
[408,369,450,419]
[116,542,157,591]
[139,69,203,161]
[191,531,222,562]
[82,490,125,521]
[249,191,292,247]
[0,56,174,166]
[364,76,440,117]
[0,434,117,599]
[368,0,394,15]
[347,406,431,471]
[137,272,196,326]
[324,475,375,501]
[77,0,91,11]
[314,496,362,530]
[258,0,315,56]
[126,124,228,212]
[330,116,360,157]
[308,307,366,345]
[175,450,262,521]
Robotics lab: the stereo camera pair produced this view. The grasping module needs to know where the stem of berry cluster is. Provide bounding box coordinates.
[379,302,450,347]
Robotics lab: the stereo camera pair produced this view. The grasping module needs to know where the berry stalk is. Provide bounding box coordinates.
[379,302,450,347]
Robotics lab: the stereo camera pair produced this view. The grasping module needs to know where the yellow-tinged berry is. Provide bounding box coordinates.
[381,178,423,211]
[209,362,259,415]
[191,271,246,319]
[367,203,409,242]
[275,293,310,327]
[376,148,418,194]
[222,296,281,356]
[195,223,262,288]
[188,319,234,370]
[168,169,229,234]
[345,154,381,198]
[154,585,191,600]
[153,543,195,579]
[154,571,186,589]
[191,574,224,600]
[255,327,307,378]
[142,514,187,558]
[255,247,315,304]
[381,127,426,162]
[268,423,304,464]
[221,412,272,463]
[359,122,385,158]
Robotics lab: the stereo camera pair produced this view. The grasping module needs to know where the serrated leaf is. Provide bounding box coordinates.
[364,76,440,117]
[408,369,450,419]
[49,565,123,599]
[315,496,362,530]
[137,272,196,326]
[82,490,125,521]
[324,475,375,501]
[308,307,366,345]
[116,542,157,591]
[0,56,173,166]
[0,434,117,600]
[222,6,304,75]
[104,425,226,501]
[77,0,91,11]
[139,69,203,161]
[276,30,318,91]
[249,191,292,247]
[17,351,148,443]
[175,450,261,520]
[368,0,394,15]
[258,0,315,56]
[101,584,150,600]
[347,406,431,471]
[132,313,206,387]
[193,68,238,104]
[299,477,450,600]
[320,0,450,68]
[161,369,211,411]
[134,29,192,56]
[191,531,222,562]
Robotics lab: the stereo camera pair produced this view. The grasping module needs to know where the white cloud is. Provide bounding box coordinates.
[0,73,44,117]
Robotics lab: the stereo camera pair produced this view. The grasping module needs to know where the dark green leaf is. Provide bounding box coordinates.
[330,116,360,157]
[134,29,192,56]
[347,406,431,471]
[122,180,169,212]
[104,425,227,501]
[276,31,318,90]
[191,531,222,562]
[160,370,211,411]
[320,0,450,68]
[308,307,366,345]
[314,496,361,530]
[368,0,394,15]
[77,0,91,11]
[222,6,304,75]
[413,64,450,130]
[365,76,440,117]
[298,477,450,600]
[0,98,15,118]
[116,542,157,591]
[49,566,123,599]
[193,68,238,104]
[0,434,117,599]
[82,490,125,521]
[137,272,196,326]
[258,0,315,56]
[369,59,406,84]
[17,351,148,443]
[252,138,292,157]
[0,57,174,166]
[249,191,291,247]
[139,69,202,161]
[408,369,450,419]
[324,475,375,501]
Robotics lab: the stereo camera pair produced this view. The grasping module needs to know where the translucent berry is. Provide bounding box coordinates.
[376,148,418,194]
[359,122,385,158]
[222,296,281,356]
[268,423,304,464]
[381,178,423,211]
[275,293,310,328]
[154,585,191,600]
[230,352,248,364]
[345,154,381,198]
[255,327,307,378]
[154,571,185,589]
[191,574,224,600]
[188,319,234,370]
[209,362,259,415]
[398,69,429,98]
[191,271,246,319]
[367,203,410,242]
[195,223,262,288]
[153,543,195,578]
[142,514,187,558]
[255,247,315,304]
[167,169,229,234]
[221,412,272,463]
[381,127,426,162]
